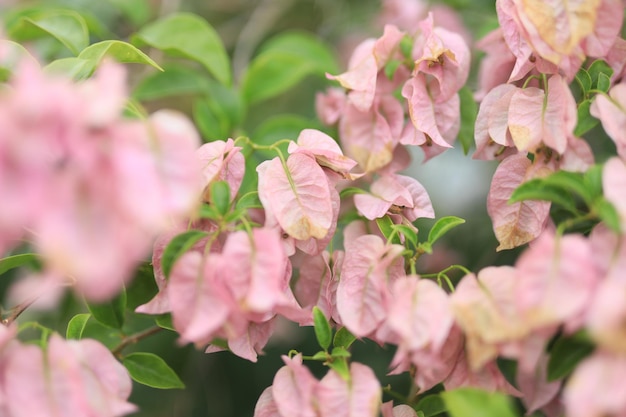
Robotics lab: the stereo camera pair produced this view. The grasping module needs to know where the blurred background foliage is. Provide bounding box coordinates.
[0,1,520,416]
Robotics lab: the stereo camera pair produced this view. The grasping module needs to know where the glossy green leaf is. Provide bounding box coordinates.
[328,358,350,381]
[574,99,599,137]
[442,388,519,417]
[123,352,185,389]
[597,72,611,93]
[588,59,614,90]
[509,180,579,214]
[574,67,592,95]
[9,11,89,55]
[0,253,39,276]
[210,181,231,216]
[584,164,604,201]
[313,306,332,351]
[66,313,90,340]
[87,290,127,329]
[427,216,466,245]
[133,65,212,101]
[78,40,162,74]
[161,230,209,279]
[416,394,446,417]
[547,335,594,381]
[333,327,357,349]
[155,314,175,331]
[236,191,263,210]
[330,346,351,359]
[376,216,402,245]
[193,97,231,141]
[134,13,231,86]
[392,224,418,248]
[459,86,477,155]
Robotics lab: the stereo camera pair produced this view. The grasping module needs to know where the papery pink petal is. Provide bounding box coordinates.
[272,354,318,417]
[586,277,626,353]
[388,277,452,352]
[293,251,335,319]
[395,175,435,220]
[582,0,624,57]
[316,88,347,125]
[257,154,333,240]
[4,344,51,417]
[253,387,283,417]
[589,223,626,280]
[227,320,275,362]
[507,87,545,152]
[413,14,470,102]
[590,84,626,159]
[337,235,405,337]
[339,97,403,173]
[80,60,127,128]
[444,350,522,396]
[559,135,594,172]
[316,362,382,417]
[327,39,378,112]
[487,153,552,250]
[515,231,601,328]
[373,24,405,66]
[288,129,357,175]
[516,353,562,414]
[474,29,517,101]
[169,252,230,344]
[603,157,626,233]
[474,83,518,160]
[196,138,245,200]
[563,351,626,417]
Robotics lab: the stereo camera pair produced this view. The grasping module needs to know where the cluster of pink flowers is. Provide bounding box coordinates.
[0,60,201,302]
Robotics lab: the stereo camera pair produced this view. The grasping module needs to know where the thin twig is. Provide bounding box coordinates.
[112,326,163,356]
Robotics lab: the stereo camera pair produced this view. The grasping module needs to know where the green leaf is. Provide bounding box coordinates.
[87,290,127,329]
[458,86,477,155]
[311,351,328,361]
[0,253,39,276]
[574,99,599,137]
[588,59,614,90]
[441,388,520,417]
[594,198,621,233]
[133,12,231,86]
[376,216,402,244]
[252,114,315,158]
[333,327,356,349]
[78,40,163,74]
[9,11,89,55]
[258,31,339,74]
[416,394,446,417]
[392,224,418,248]
[133,65,212,101]
[509,180,579,214]
[584,164,604,201]
[427,216,466,245]
[597,72,611,93]
[574,67,592,95]
[328,358,350,381]
[66,313,90,340]
[330,346,351,359]
[313,306,332,351]
[241,51,317,104]
[384,59,401,80]
[161,230,209,279]
[542,170,592,203]
[123,352,185,389]
[155,314,175,331]
[236,192,263,210]
[400,34,413,59]
[210,181,231,216]
[547,335,594,381]
[43,57,93,79]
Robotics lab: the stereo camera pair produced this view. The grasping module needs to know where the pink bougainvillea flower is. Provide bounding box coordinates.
[402,75,460,161]
[381,402,419,417]
[315,87,347,126]
[339,96,404,173]
[473,83,518,160]
[196,137,245,202]
[257,153,334,241]
[387,276,453,353]
[336,234,405,337]
[412,13,470,103]
[563,350,626,417]
[515,231,601,329]
[487,153,553,250]
[451,267,526,370]
[315,362,382,417]
[327,25,405,112]
[2,335,136,417]
[292,251,340,323]
[581,0,624,58]
[272,354,319,417]
[507,75,577,154]
[516,353,562,415]
[474,29,517,101]
[354,174,434,221]
[591,84,626,159]
[602,157,626,232]
[288,129,357,176]
[586,277,626,353]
